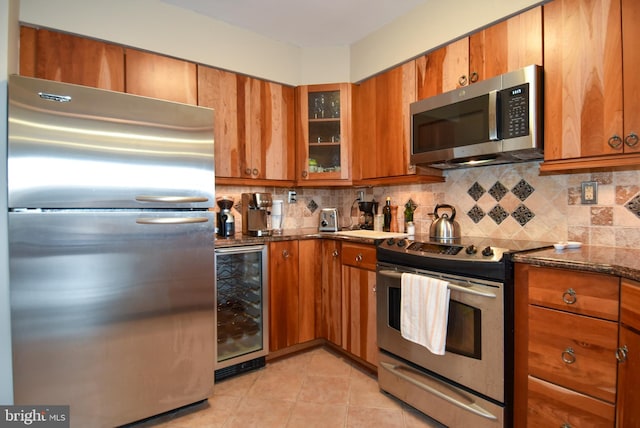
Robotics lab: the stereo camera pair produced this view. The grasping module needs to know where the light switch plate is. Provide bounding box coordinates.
[581,181,598,204]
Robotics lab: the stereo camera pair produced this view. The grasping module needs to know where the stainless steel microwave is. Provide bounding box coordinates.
[410,64,543,169]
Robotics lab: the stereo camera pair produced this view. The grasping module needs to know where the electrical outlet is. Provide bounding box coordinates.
[581,181,598,204]
[288,190,297,203]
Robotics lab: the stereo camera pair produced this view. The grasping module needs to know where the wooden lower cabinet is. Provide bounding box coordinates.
[514,263,620,427]
[319,240,342,345]
[617,279,640,426]
[527,376,615,426]
[268,240,321,352]
[341,243,377,366]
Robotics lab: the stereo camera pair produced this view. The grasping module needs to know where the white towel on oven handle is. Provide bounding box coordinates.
[400,272,451,355]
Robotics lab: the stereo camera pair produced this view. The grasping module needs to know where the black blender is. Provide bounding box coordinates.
[216,197,235,237]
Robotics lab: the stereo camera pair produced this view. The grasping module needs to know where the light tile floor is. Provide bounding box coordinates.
[135,347,445,427]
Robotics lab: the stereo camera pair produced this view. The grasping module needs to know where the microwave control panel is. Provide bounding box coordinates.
[500,83,530,139]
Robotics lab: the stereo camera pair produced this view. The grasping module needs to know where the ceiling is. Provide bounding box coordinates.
[160,0,429,47]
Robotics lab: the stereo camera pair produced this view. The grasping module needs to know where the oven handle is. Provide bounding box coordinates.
[378,270,497,299]
[379,361,498,421]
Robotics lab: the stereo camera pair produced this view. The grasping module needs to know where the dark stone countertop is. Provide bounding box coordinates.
[513,245,640,283]
[217,231,640,283]
[214,228,388,248]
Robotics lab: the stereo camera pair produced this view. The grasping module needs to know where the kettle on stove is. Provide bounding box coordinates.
[429,204,461,241]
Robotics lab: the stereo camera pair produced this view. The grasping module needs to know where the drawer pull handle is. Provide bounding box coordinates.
[616,345,628,363]
[355,253,363,262]
[562,288,577,304]
[562,347,576,364]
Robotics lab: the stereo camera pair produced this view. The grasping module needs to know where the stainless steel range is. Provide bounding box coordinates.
[376,237,550,428]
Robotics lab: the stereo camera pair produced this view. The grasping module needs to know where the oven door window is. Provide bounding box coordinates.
[388,287,482,359]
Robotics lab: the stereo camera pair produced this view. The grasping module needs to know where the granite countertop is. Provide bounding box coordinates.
[214,228,397,248]
[513,245,640,282]
[217,231,640,283]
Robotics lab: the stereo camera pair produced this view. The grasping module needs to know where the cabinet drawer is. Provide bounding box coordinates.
[528,306,618,403]
[341,243,376,271]
[621,279,640,332]
[527,376,614,427]
[527,266,619,321]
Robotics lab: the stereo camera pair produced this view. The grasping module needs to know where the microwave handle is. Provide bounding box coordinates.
[488,90,498,141]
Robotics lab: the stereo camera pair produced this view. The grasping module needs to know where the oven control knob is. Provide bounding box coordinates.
[397,239,406,248]
[465,244,477,255]
[386,238,396,246]
[482,246,494,257]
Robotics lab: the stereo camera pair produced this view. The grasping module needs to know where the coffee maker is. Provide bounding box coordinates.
[216,196,235,237]
[241,193,272,236]
[358,200,379,230]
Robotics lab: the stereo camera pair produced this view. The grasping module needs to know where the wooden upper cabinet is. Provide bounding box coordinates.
[542,0,640,170]
[353,62,417,180]
[469,6,543,84]
[296,83,352,185]
[197,67,241,178]
[622,0,640,156]
[416,38,469,99]
[125,49,197,104]
[19,27,125,91]
[417,6,542,100]
[198,65,295,182]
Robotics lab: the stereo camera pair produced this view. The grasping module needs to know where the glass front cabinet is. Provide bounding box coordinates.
[296,83,352,184]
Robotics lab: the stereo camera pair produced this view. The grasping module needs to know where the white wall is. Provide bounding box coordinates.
[18,0,544,85]
[350,0,545,82]
[1,0,18,406]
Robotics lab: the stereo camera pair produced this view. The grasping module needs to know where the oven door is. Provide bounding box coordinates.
[376,262,505,403]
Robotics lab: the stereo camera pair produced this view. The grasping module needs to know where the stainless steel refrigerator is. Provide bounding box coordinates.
[7,75,216,427]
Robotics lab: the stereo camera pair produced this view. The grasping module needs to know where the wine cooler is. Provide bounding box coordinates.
[214,245,268,380]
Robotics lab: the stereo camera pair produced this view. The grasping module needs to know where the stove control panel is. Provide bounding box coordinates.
[380,238,506,263]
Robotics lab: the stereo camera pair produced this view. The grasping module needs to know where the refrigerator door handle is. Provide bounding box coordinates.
[136,217,210,225]
[135,195,210,204]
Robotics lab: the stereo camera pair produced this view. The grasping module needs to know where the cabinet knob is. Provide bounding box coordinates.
[561,424,572,428]
[608,135,623,149]
[458,74,468,86]
[562,288,577,305]
[245,168,252,175]
[282,249,290,258]
[252,168,259,176]
[469,71,479,83]
[301,170,308,178]
[616,345,628,363]
[561,347,576,364]
[332,250,339,257]
[625,133,639,148]
[355,253,363,262]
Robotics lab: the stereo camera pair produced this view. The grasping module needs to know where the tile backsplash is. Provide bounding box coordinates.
[217,161,640,249]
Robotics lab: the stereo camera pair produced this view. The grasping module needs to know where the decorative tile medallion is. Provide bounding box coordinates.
[307,199,318,213]
[467,182,486,201]
[625,194,640,219]
[512,204,535,226]
[467,205,485,223]
[488,182,509,202]
[488,205,509,225]
[511,179,535,201]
